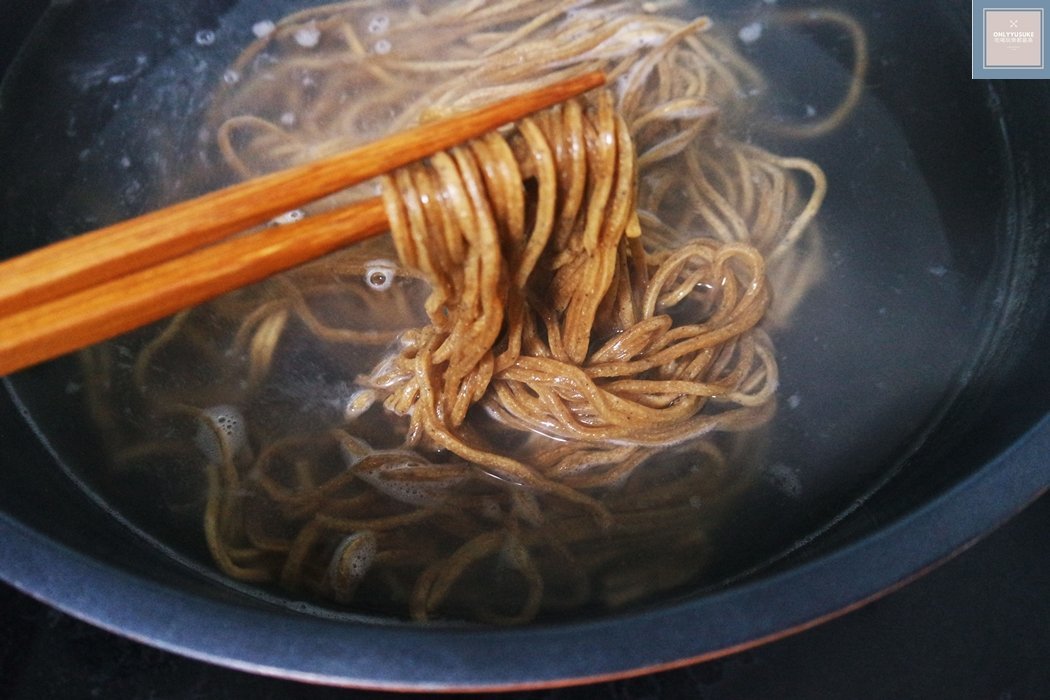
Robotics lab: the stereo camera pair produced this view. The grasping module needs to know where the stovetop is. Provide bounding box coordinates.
[1,492,1046,699]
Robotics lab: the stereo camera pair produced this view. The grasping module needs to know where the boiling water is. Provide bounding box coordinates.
[0,0,988,621]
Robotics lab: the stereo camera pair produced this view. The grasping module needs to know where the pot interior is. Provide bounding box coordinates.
[0,0,1048,683]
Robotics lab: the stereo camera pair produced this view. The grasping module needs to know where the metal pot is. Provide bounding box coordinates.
[1,0,1047,690]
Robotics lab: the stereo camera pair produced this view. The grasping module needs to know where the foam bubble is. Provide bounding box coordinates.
[364,259,397,291]
[195,29,216,46]
[328,531,377,602]
[367,15,390,34]
[194,405,247,463]
[353,459,462,507]
[374,39,392,55]
[271,209,304,226]
[294,24,321,48]
[738,22,763,44]
[252,20,276,38]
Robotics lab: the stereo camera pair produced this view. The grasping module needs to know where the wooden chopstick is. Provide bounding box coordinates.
[0,71,605,376]
[0,199,388,375]
[0,71,605,317]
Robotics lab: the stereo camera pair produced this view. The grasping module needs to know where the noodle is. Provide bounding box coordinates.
[85,0,866,623]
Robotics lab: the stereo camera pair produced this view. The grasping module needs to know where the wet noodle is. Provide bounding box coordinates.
[84,0,864,623]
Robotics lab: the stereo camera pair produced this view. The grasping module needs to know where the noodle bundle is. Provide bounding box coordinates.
[373,90,777,491]
[85,0,864,622]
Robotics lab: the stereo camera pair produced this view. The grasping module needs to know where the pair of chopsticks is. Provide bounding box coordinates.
[0,72,605,376]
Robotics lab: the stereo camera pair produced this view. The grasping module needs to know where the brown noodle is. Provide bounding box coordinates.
[84,0,866,623]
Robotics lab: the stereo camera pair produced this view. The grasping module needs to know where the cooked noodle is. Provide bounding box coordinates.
[84,0,865,623]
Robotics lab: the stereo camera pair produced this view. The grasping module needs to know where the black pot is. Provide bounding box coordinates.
[1,0,1048,691]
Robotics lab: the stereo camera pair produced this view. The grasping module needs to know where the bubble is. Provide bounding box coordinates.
[368,270,391,289]
[352,459,464,507]
[222,69,240,85]
[195,29,216,46]
[738,22,763,44]
[328,531,377,602]
[279,111,296,126]
[367,15,390,34]
[373,39,392,55]
[271,209,304,226]
[294,24,321,48]
[364,259,397,291]
[334,532,377,578]
[252,20,276,38]
[371,478,428,505]
[194,405,247,463]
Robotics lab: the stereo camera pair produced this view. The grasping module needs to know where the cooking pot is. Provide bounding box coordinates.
[1,0,1048,690]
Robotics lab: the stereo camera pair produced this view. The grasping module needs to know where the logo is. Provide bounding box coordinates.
[973,1,1050,78]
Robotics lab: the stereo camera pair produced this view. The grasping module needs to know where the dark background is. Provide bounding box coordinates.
[2,492,1047,700]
